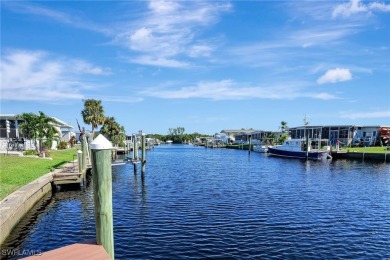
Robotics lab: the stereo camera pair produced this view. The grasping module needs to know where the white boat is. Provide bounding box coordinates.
[253,144,270,153]
[268,138,330,160]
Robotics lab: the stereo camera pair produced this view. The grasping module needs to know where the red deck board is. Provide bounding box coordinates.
[23,241,110,260]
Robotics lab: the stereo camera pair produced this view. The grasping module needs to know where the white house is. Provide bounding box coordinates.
[0,114,74,151]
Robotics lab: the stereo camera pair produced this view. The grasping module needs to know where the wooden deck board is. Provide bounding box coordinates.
[23,241,110,260]
[52,161,87,185]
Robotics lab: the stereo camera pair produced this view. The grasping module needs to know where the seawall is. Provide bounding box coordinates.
[0,172,55,245]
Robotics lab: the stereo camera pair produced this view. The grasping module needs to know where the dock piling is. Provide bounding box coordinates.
[81,137,87,171]
[77,150,83,174]
[90,134,114,260]
[141,134,146,174]
[248,134,252,154]
[134,135,139,160]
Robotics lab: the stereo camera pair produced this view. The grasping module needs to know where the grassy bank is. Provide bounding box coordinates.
[0,149,78,200]
[343,146,390,153]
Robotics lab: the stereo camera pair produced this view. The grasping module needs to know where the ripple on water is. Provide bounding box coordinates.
[2,145,390,259]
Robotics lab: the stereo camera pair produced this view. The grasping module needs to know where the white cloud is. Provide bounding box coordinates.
[332,0,390,18]
[0,49,110,101]
[148,0,180,14]
[310,93,340,100]
[88,96,144,103]
[369,2,390,12]
[118,0,231,67]
[129,56,190,68]
[339,111,390,119]
[317,68,352,84]
[188,44,214,58]
[139,80,339,101]
[3,2,110,34]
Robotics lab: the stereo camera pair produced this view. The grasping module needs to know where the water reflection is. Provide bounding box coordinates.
[2,145,390,259]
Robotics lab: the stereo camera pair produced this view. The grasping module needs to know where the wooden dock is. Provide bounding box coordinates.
[52,161,90,186]
[23,240,109,260]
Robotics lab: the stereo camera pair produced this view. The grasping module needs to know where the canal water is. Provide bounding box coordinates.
[2,145,390,259]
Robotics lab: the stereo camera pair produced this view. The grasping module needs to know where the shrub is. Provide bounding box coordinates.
[57,141,68,150]
[69,136,77,148]
[41,140,52,150]
[24,150,37,156]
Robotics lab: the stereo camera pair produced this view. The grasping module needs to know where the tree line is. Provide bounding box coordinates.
[80,99,125,146]
[16,99,126,154]
[147,127,207,144]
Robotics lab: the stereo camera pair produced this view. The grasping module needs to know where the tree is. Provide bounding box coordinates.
[18,111,59,154]
[278,121,289,144]
[100,116,126,146]
[280,121,289,134]
[81,99,105,138]
[167,127,187,143]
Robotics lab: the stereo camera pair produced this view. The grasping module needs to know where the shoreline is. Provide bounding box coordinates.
[0,160,76,245]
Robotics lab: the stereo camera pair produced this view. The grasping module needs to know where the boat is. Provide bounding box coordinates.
[253,144,270,153]
[268,138,330,160]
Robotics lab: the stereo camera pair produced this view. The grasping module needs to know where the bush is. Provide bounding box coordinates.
[24,150,37,156]
[41,140,52,150]
[57,141,68,150]
[69,136,77,148]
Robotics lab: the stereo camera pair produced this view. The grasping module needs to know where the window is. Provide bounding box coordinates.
[339,128,349,138]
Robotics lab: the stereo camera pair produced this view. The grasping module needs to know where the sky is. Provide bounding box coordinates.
[1,0,389,135]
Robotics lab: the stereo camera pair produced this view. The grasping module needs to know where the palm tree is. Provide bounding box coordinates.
[100,116,125,146]
[81,99,105,139]
[278,121,289,144]
[280,121,289,134]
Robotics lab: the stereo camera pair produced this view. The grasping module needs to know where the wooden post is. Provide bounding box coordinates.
[141,134,146,174]
[77,150,83,174]
[81,136,87,171]
[90,134,114,260]
[134,136,139,160]
[248,134,252,154]
[131,136,135,160]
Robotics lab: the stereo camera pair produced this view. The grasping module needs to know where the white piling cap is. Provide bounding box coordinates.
[77,150,83,154]
[90,134,113,150]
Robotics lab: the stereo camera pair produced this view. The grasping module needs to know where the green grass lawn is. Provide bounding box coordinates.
[343,146,390,153]
[0,148,79,200]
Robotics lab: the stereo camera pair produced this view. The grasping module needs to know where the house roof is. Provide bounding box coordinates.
[0,114,73,129]
[221,129,260,134]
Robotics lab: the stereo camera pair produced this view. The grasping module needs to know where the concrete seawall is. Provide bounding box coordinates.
[0,172,53,244]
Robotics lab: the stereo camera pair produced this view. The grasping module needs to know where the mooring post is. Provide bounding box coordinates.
[81,136,87,171]
[134,136,139,160]
[141,133,146,174]
[131,136,135,160]
[77,150,83,174]
[90,134,114,260]
[248,134,252,154]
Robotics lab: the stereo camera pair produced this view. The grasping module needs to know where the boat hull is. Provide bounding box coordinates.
[268,147,329,160]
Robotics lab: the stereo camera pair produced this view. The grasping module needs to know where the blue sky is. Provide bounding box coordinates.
[1,0,389,135]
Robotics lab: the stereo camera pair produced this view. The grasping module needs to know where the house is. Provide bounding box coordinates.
[221,129,258,144]
[251,130,282,145]
[289,125,390,146]
[220,129,284,144]
[0,114,74,151]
